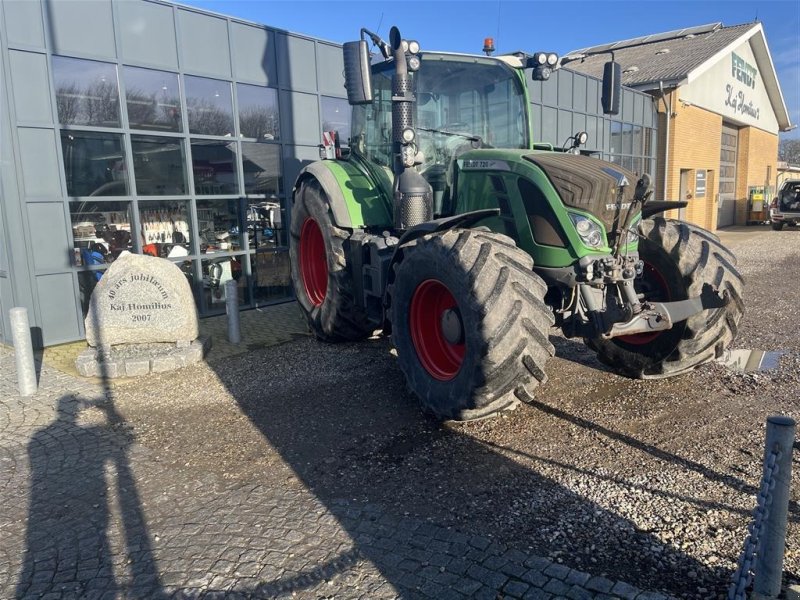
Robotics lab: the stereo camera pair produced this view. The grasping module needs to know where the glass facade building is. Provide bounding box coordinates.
[0,0,352,345]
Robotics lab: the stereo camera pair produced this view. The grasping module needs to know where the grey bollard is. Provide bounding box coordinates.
[754,415,796,598]
[9,307,37,396]
[225,279,241,345]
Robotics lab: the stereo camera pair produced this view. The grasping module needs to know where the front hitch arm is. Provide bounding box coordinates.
[603,284,728,339]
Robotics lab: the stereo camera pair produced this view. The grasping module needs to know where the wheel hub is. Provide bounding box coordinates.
[409,279,465,381]
[299,218,328,307]
[440,308,464,345]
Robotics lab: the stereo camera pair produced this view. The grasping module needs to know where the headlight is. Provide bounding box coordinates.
[547,52,559,66]
[569,213,604,248]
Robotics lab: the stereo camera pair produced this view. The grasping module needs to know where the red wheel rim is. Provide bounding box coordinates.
[409,279,465,381]
[299,218,327,306]
[618,260,670,345]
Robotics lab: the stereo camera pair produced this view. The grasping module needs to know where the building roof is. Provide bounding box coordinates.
[563,22,793,131]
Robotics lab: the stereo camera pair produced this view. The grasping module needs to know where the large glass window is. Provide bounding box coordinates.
[196,199,244,252]
[52,56,120,127]
[237,84,280,140]
[201,255,248,308]
[241,142,281,196]
[190,140,239,195]
[60,131,128,197]
[184,76,234,136]
[321,96,350,141]
[70,201,133,263]
[138,200,191,258]
[131,135,187,195]
[247,200,286,249]
[124,66,182,132]
[252,251,291,304]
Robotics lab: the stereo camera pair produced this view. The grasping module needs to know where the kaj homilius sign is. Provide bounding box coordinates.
[85,253,198,347]
[724,51,760,120]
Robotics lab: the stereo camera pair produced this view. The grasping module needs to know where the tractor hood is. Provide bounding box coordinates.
[523,153,638,241]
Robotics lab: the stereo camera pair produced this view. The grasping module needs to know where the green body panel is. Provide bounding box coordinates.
[453,149,639,268]
[324,159,393,228]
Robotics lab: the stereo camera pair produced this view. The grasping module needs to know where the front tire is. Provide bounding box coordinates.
[587,217,744,378]
[388,229,554,421]
[772,221,785,231]
[289,178,374,341]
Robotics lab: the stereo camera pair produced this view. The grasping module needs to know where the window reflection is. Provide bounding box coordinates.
[242,142,281,196]
[131,135,187,195]
[247,200,286,249]
[190,140,239,195]
[202,255,248,308]
[138,200,191,258]
[237,84,280,140]
[321,96,350,140]
[252,250,291,304]
[197,199,244,252]
[124,66,182,132]
[53,56,120,127]
[61,131,128,197]
[184,75,234,136]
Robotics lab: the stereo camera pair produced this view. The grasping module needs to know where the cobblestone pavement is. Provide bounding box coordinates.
[0,340,678,600]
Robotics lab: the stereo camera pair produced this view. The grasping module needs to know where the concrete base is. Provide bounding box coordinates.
[75,336,211,378]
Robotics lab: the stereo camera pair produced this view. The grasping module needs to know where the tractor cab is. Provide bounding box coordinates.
[350,53,530,215]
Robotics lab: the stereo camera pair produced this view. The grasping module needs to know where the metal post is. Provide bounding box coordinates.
[9,307,37,396]
[225,279,241,345]
[754,415,796,597]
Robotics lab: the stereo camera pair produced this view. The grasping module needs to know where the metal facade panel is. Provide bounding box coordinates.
[276,33,317,92]
[8,50,52,124]
[177,9,231,78]
[3,0,45,48]
[540,106,558,144]
[279,90,319,145]
[46,0,116,59]
[27,203,70,272]
[573,72,587,113]
[587,78,600,115]
[622,89,634,122]
[541,73,558,106]
[557,109,573,145]
[557,69,573,108]
[36,273,80,344]
[282,144,319,198]
[17,128,61,198]
[230,21,277,85]
[586,115,600,151]
[117,0,178,70]
[316,42,345,97]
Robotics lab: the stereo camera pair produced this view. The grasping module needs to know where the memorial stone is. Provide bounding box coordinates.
[84,253,198,347]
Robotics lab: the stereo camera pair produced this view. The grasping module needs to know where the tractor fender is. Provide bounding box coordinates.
[294,162,353,228]
[386,209,501,288]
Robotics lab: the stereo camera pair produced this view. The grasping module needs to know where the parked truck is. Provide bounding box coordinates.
[289,27,744,420]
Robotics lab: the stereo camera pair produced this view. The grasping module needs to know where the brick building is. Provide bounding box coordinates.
[565,22,793,230]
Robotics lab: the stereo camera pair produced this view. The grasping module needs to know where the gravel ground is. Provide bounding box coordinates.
[106,227,800,599]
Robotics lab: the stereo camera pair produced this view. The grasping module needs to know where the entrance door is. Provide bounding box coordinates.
[717,124,738,228]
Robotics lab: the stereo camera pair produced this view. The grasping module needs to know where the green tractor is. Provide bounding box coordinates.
[289,27,744,421]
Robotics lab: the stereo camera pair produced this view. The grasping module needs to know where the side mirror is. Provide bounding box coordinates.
[601,61,621,115]
[343,40,373,105]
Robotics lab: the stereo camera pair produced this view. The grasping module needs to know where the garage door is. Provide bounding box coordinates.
[717,124,738,228]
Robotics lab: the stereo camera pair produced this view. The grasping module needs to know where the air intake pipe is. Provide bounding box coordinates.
[389,26,433,230]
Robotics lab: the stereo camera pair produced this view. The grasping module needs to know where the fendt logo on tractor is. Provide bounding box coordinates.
[289,26,744,421]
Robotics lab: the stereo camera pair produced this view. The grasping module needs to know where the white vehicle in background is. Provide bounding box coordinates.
[770,179,800,230]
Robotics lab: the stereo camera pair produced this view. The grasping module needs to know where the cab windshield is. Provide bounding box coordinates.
[351,54,528,171]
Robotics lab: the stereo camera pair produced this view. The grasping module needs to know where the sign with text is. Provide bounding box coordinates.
[681,39,778,134]
[85,253,198,347]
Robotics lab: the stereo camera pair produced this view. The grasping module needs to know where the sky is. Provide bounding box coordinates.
[181,0,800,140]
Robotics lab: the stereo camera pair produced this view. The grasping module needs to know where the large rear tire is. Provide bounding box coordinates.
[587,217,744,378]
[289,179,374,341]
[388,229,554,421]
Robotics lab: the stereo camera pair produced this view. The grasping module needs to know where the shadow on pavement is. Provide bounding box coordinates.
[208,337,733,597]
